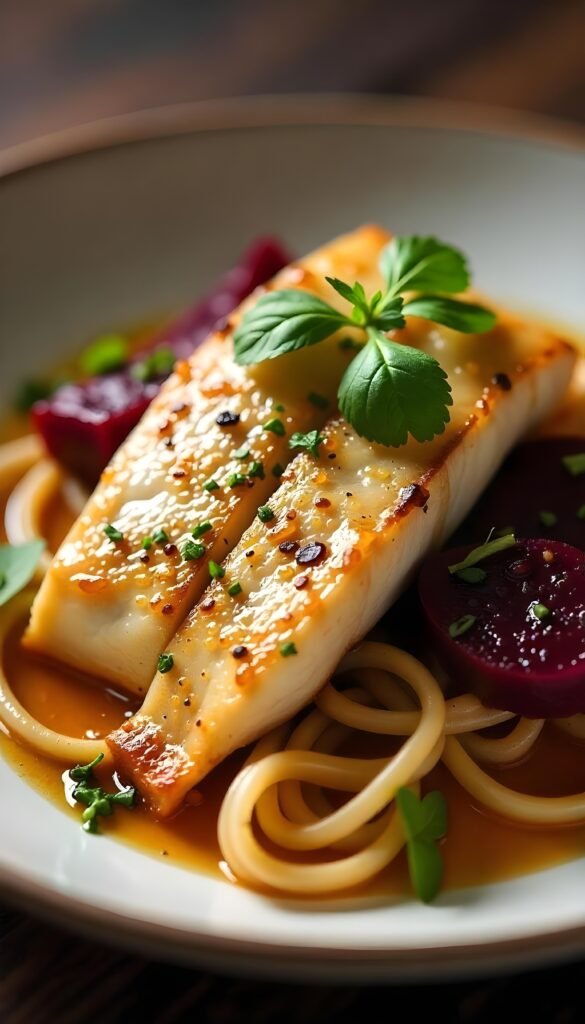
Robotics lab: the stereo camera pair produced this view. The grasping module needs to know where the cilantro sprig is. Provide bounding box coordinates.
[0,540,45,607]
[396,786,448,903]
[234,236,495,448]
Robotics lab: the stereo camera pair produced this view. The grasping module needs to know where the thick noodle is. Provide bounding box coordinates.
[2,436,585,897]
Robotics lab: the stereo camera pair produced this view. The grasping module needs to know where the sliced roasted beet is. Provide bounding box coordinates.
[455,437,585,551]
[419,538,585,718]
[32,237,290,486]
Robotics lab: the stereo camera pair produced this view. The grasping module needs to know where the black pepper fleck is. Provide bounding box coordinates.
[279,540,299,555]
[491,372,512,391]
[216,410,240,427]
[232,645,248,659]
[296,542,327,566]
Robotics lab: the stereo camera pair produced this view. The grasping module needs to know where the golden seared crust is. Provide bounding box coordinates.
[25,225,390,694]
[108,312,576,815]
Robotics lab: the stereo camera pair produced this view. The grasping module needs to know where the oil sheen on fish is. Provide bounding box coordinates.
[108,311,575,814]
[25,226,389,693]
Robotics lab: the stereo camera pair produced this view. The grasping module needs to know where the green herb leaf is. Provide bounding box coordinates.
[258,505,276,523]
[234,290,352,365]
[248,460,265,480]
[233,445,250,460]
[289,430,326,459]
[280,641,298,657]
[448,533,516,575]
[395,787,447,903]
[449,614,477,638]
[182,541,206,561]
[131,347,175,383]
[401,296,496,334]
[14,378,60,412]
[226,472,247,488]
[338,329,452,446]
[158,653,174,674]
[562,453,585,477]
[209,560,225,580]
[69,752,105,783]
[380,236,470,297]
[227,581,242,597]
[203,478,219,492]
[142,536,153,550]
[80,334,129,376]
[369,297,406,332]
[0,540,45,606]
[325,277,371,320]
[69,754,136,835]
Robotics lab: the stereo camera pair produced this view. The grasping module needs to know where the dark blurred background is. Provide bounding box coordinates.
[1,0,584,150]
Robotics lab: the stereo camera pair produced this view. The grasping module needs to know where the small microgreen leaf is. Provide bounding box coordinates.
[79,334,129,376]
[289,430,326,459]
[448,533,516,575]
[395,787,447,903]
[0,540,46,606]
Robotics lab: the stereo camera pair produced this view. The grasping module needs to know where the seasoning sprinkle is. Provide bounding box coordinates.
[263,417,286,436]
[203,478,220,492]
[158,653,174,674]
[182,541,206,561]
[227,581,242,597]
[531,602,551,621]
[234,445,250,460]
[192,521,212,539]
[152,528,169,544]
[142,536,153,550]
[209,560,225,580]
[258,505,276,523]
[103,524,124,543]
[280,641,298,657]
[448,614,477,639]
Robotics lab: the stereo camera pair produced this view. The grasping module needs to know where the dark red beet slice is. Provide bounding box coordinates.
[454,437,585,551]
[32,237,290,486]
[419,538,585,718]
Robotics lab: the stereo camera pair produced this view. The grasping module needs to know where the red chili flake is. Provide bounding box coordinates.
[201,597,216,612]
[139,553,150,564]
[232,645,249,659]
[216,410,240,427]
[183,698,191,707]
[279,540,299,555]
[314,497,331,508]
[491,372,512,391]
[286,510,297,521]
[296,542,326,566]
[164,543,178,556]
[162,603,174,615]
[294,575,309,590]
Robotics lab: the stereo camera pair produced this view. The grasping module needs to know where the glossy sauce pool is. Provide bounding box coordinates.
[2,344,585,900]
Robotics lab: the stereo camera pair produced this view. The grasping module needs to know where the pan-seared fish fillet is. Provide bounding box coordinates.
[108,313,575,814]
[25,226,389,694]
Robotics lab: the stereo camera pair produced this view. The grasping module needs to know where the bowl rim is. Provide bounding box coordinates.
[0,93,584,181]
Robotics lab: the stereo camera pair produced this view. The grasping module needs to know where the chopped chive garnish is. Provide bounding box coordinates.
[158,653,174,673]
[209,560,225,580]
[531,602,550,621]
[227,581,242,597]
[308,391,329,409]
[104,524,124,543]
[455,566,487,585]
[192,521,212,539]
[80,333,129,377]
[142,536,153,550]
[562,453,585,477]
[272,463,284,478]
[280,641,298,657]
[182,541,206,561]
[539,510,557,528]
[274,403,285,413]
[449,614,477,638]
[258,505,275,523]
[263,417,286,436]
[578,505,585,521]
[203,478,219,492]
[227,472,247,488]
[234,445,250,460]
[448,533,516,575]
[152,528,169,544]
[248,460,265,480]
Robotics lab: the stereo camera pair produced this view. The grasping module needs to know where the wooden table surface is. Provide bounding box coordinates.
[1,2,584,1020]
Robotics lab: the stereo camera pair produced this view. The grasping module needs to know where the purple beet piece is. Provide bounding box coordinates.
[454,437,585,551]
[33,237,291,487]
[418,538,585,718]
